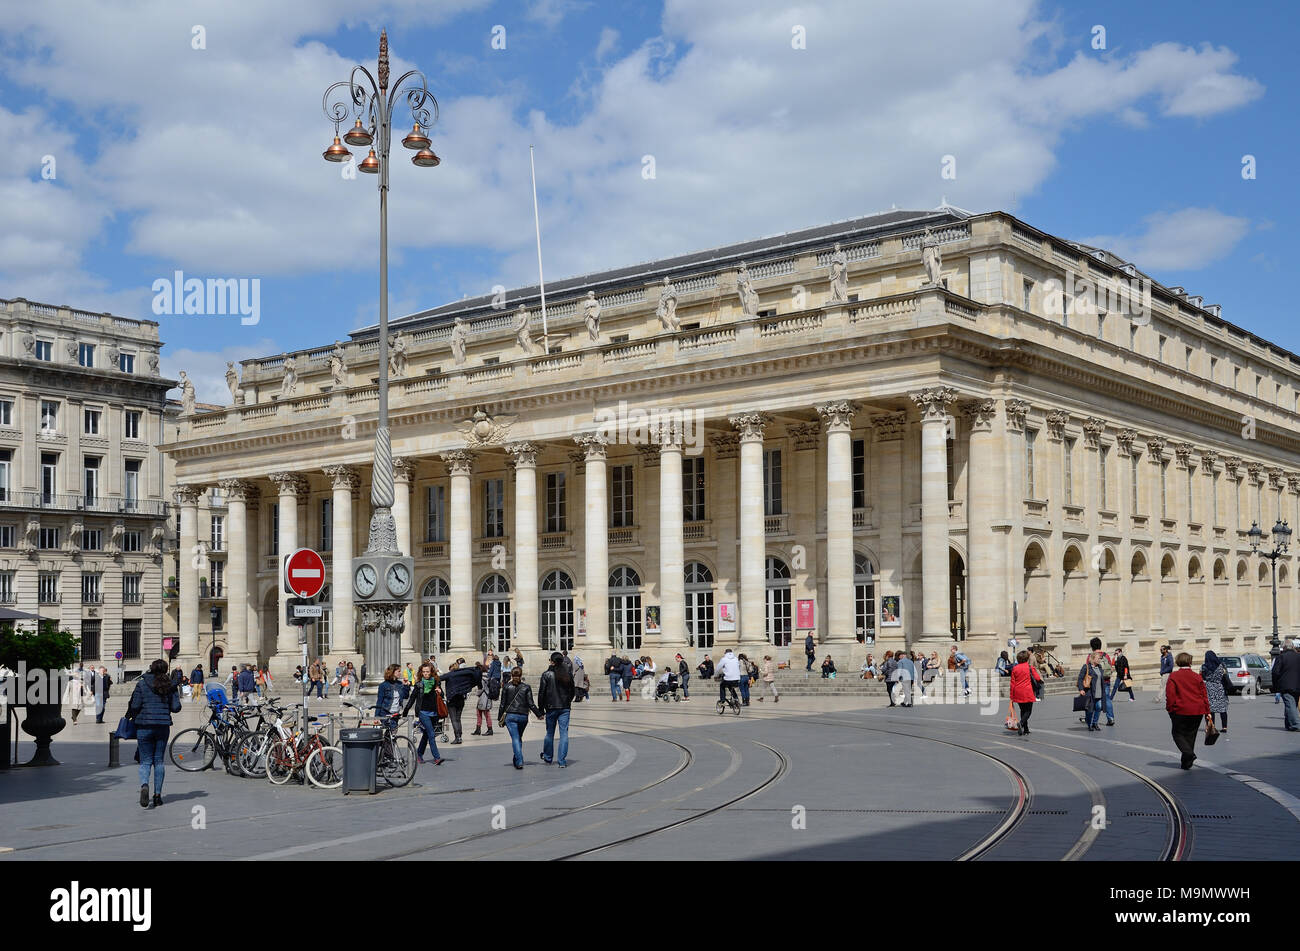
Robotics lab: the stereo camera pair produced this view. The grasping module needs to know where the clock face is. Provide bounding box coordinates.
[386,563,411,597]
[354,563,377,598]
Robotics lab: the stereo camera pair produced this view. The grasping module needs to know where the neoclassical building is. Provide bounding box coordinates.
[162,207,1300,679]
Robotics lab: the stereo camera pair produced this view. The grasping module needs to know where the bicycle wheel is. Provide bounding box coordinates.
[715,699,726,716]
[235,730,270,779]
[306,745,344,789]
[379,735,416,788]
[265,738,296,785]
[169,728,217,771]
[730,700,741,716]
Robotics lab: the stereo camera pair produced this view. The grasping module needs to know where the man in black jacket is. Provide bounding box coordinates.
[1272,645,1300,731]
[697,655,714,681]
[605,653,622,702]
[804,633,815,671]
[537,652,574,767]
[676,653,691,701]
[440,659,481,744]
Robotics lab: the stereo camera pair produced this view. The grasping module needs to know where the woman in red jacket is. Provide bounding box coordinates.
[1008,650,1043,736]
[1166,651,1211,769]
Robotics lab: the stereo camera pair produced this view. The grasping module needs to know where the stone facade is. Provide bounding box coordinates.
[161,209,1300,681]
[0,298,172,673]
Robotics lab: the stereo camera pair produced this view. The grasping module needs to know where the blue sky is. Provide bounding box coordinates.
[0,0,1294,401]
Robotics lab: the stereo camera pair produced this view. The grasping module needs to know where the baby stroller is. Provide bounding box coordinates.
[654,673,681,702]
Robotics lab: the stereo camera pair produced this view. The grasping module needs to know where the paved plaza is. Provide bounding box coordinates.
[2,685,1298,861]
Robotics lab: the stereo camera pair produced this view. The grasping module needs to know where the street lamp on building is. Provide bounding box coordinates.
[1249,518,1292,659]
[321,31,438,686]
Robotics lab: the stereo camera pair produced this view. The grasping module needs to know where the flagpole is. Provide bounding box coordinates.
[529,145,549,339]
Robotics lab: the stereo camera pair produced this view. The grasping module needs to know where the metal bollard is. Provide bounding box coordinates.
[107,732,121,768]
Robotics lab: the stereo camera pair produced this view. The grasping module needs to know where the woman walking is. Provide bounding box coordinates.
[1077,650,1105,731]
[401,662,444,765]
[1008,650,1043,736]
[1110,648,1135,701]
[896,651,915,706]
[64,668,90,725]
[472,664,494,736]
[497,667,542,769]
[620,656,634,701]
[1201,650,1232,733]
[756,655,779,703]
[125,659,182,808]
[1167,651,1211,768]
[737,654,752,705]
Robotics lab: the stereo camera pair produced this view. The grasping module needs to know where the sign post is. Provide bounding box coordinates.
[282,549,325,721]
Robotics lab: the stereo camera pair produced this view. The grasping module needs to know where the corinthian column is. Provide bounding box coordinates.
[174,485,203,659]
[323,466,360,654]
[268,472,308,656]
[442,451,477,656]
[576,433,610,651]
[817,402,856,645]
[392,458,417,656]
[910,387,957,650]
[730,412,771,645]
[963,400,998,640]
[218,479,255,658]
[506,443,541,651]
[657,423,687,654]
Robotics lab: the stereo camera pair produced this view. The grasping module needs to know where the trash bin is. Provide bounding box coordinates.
[340,727,382,795]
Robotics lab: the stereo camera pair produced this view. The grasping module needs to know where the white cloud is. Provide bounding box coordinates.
[526,0,591,29]
[595,27,619,61]
[1081,208,1251,273]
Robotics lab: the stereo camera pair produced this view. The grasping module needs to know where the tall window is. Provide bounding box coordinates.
[123,573,142,604]
[124,459,141,507]
[124,409,142,440]
[608,566,642,652]
[78,343,95,368]
[482,478,505,537]
[121,620,141,660]
[1022,279,1033,310]
[610,465,634,527]
[1212,472,1219,525]
[119,352,135,374]
[683,457,706,522]
[1025,429,1037,498]
[83,456,100,504]
[0,398,11,425]
[35,339,52,361]
[318,499,331,551]
[763,449,783,515]
[211,560,224,597]
[39,528,60,549]
[38,572,60,603]
[0,571,13,603]
[80,621,100,660]
[83,529,102,550]
[270,503,279,556]
[1160,460,1169,518]
[1187,469,1195,522]
[1097,312,1106,340]
[0,449,9,502]
[765,556,793,646]
[211,514,225,551]
[477,574,511,652]
[83,408,101,435]
[41,452,58,503]
[1064,438,1075,504]
[854,553,876,642]
[425,485,445,542]
[1130,454,1140,511]
[81,573,101,604]
[546,472,567,532]
[852,439,866,509]
[123,530,142,552]
[421,577,451,655]
[540,570,575,652]
[946,435,956,501]
[1099,446,1109,509]
[684,562,714,649]
[40,400,58,433]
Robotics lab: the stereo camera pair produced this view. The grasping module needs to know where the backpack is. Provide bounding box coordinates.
[1098,653,1115,679]
[488,677,502,701]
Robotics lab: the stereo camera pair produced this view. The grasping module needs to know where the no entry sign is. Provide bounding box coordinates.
[283,548,326,599]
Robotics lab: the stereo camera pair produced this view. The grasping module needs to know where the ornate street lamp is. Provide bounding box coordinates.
[321,31,439,688]
[1249,518,1291,659]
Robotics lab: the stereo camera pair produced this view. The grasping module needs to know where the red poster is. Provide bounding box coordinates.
[796,599,815,629]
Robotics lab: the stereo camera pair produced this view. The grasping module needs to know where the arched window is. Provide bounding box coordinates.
[1237,560,1248,582]
[766,556,792,646]
[1160,553,1176,579]
[685,562,714,650]
[1131,550,1147,579]
[1259,562,1270,583]
[540,570,574,652]
[609,566,642,653]
[1213,559,1226,581]
[854,553,875,643]
[421,577,451,656]
[478,574,511,653]
[1188,557,1203,581]
[1063,547,1082,576]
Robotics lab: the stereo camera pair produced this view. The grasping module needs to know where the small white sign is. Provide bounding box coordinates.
[293,605,323,618]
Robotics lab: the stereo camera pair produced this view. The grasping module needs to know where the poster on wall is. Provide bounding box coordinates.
[645,605,661,634]
[880,595,902,628]
[577,608,587,636]
[718,602,737,632]
[796,599,816,629]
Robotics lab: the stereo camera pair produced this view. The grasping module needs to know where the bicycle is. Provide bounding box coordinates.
[367,717,416,788]
[265,708,343,789]
[170,697,258,774]
[715,685,742,716]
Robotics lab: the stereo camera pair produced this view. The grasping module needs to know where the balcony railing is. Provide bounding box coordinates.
[764,513,789,535]
[421,542,446,558]
[683,521,710,542]
[81,593,101,604]
[0,490,167,518]
[123,593,142,604]
[540,531,570,551]
[0,593,14,604]
[39,593,61,604]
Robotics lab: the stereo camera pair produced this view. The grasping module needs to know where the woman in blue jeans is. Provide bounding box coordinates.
[126,659,182,808]
[401,662,444,765]
[497,667,542,769]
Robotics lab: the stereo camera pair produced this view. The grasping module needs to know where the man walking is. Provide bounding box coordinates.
[538,652,574,768]
[605,653,622,702]
[94,666,112,723]
[440,657,481,744]
[1272,644,1300,731]
[804,632,815,672]
[1157,645,1173,702]
[307,658,325,699]
[237,665,258,704]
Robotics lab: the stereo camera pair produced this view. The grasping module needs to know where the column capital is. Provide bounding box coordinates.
[709,432,740,459]
[574,432,608,460]
[1246,462,1263,485]
[909,386,958,422]
[1268,467,1285,489]
[173,484,203,507]
[728,411,771,442]
[441,449,476,476]
[218,478,258,502]
[323,465,361,492]
[815,400,857,433]
[1200,451,1219,473]
[651,420,685,450]
[872,412,907,441]
[788,422,821,451]
[1174,442,1196,469]
[504,441,540,467]
[1082,416,1106,448]
[1145,436,1167,462]
[268,471,309,497]
[567,448,587,473]
[1003,399,1032,433]
[1116,429,1140,456]
[1223,455,1243,479]
[1045,410,1070,441]
[960,398,997,433]
[1287,474,1300,493]
[392,458,417,485]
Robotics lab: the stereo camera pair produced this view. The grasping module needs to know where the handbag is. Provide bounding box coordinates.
[1204,715,1221,746]
[435,688,448,719]
[1004,700,1020,732]
[1072,694,1090,712]
[115,715,137,740]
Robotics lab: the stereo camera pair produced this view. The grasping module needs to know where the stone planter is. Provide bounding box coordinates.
[21,699,66,767]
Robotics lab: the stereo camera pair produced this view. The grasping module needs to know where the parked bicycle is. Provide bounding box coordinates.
[265,707,343,789]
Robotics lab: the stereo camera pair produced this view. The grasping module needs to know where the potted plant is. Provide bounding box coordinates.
[0,622,79,766]
[165,576,178,598]
[199,576,209,599]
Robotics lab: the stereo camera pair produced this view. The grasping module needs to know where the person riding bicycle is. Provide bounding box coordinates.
[716,649,742,705]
